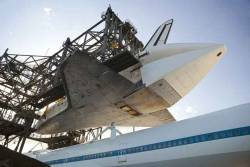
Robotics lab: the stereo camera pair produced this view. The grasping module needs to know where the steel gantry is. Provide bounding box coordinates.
[0,7,143,151]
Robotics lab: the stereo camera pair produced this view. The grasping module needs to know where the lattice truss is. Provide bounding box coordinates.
[0,7,143,135]
[0,52,52,124]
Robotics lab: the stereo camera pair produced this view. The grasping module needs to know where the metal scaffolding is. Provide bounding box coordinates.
[0,7,143,151]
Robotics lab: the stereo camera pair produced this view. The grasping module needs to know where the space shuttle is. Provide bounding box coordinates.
[37,19,226,134]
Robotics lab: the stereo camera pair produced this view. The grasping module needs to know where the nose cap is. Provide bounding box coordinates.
[213,44,227,57]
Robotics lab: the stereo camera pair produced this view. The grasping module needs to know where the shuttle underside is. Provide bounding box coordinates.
[38,51,175,133]
[38,42,226,134]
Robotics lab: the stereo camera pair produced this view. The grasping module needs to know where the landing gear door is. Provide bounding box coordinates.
[117,143,127,165]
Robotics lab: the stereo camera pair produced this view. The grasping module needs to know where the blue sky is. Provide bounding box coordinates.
[0,0,250,120]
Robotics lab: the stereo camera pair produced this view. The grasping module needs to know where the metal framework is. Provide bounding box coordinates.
[29,127,103,150]
[0,7,143,151]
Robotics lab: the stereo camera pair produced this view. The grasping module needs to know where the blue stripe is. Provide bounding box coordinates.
[46,126,250,165]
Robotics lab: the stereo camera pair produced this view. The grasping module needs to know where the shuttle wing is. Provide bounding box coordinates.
[37,51,175,133]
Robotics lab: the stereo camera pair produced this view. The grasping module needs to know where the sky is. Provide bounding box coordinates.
[0,0,250,151]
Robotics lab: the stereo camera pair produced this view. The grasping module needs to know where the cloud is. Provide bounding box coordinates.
[42,7,55,30]
[185,106,196,113]
[43,7,53,16]
[169,105,200,120]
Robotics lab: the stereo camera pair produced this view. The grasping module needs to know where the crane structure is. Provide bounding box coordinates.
[0,7,143,152]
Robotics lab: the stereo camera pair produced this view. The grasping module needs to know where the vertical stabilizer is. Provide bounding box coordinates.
[144,19,173,50]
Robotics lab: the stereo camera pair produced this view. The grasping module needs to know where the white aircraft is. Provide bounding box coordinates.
[27,103,250,167]
[37,19,227,134]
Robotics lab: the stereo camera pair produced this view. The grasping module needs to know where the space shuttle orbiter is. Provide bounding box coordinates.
[37,19,226,134]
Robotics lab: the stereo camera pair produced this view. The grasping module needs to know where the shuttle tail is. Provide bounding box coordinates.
[144,19,173,50]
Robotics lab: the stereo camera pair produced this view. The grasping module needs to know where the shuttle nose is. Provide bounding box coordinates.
[141,43,227,105]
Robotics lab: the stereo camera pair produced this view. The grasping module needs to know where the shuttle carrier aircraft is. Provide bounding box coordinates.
[0,7,249,167]
[27,103,250,167]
